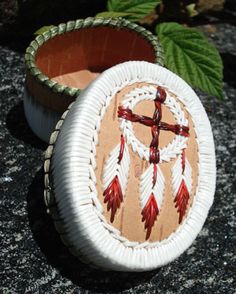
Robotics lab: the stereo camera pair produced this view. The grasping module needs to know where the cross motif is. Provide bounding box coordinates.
[118,86,189,164]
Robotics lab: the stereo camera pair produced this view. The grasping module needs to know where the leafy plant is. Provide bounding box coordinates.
[96,0,223,99]
[156,22,223,99]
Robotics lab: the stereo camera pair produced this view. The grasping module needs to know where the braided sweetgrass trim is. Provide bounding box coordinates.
[43,103,92,263]
[44,105,72,213]
[25,17,164,99]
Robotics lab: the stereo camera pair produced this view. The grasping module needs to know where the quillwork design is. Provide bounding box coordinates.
[103,85,192,239]
[103,135,130,222]
[172,149,192,223]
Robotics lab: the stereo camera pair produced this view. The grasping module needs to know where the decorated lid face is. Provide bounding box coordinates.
[46,61,215,271]
[98,83,197,243]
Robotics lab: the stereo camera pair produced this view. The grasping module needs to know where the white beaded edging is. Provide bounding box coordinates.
[45,61,216,272]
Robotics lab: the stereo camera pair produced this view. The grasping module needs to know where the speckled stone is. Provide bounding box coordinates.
[0,24,235,293]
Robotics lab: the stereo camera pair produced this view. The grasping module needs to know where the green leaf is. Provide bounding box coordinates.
[156,22,223,99]
[96,11,131,18]
[186,3,198,17]
[107,0,161,22]
[34,25,55,35]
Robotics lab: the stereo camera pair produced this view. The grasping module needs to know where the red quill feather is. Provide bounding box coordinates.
[103,175,123,223]
[141,193,159,240]
[174,179,190,223]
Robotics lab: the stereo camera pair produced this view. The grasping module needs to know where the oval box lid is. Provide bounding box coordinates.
[44,61,216,272]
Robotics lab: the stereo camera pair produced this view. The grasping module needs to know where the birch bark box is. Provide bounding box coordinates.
[44,61,216,272]
[24,17,163,142]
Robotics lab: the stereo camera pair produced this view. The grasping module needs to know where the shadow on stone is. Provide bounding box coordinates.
[0,1,107,48]
[6,101,47,150]
[27,168,158,292]
[221,52,236,89]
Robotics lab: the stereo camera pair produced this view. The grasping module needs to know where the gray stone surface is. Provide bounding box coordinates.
[0,24,235,293]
